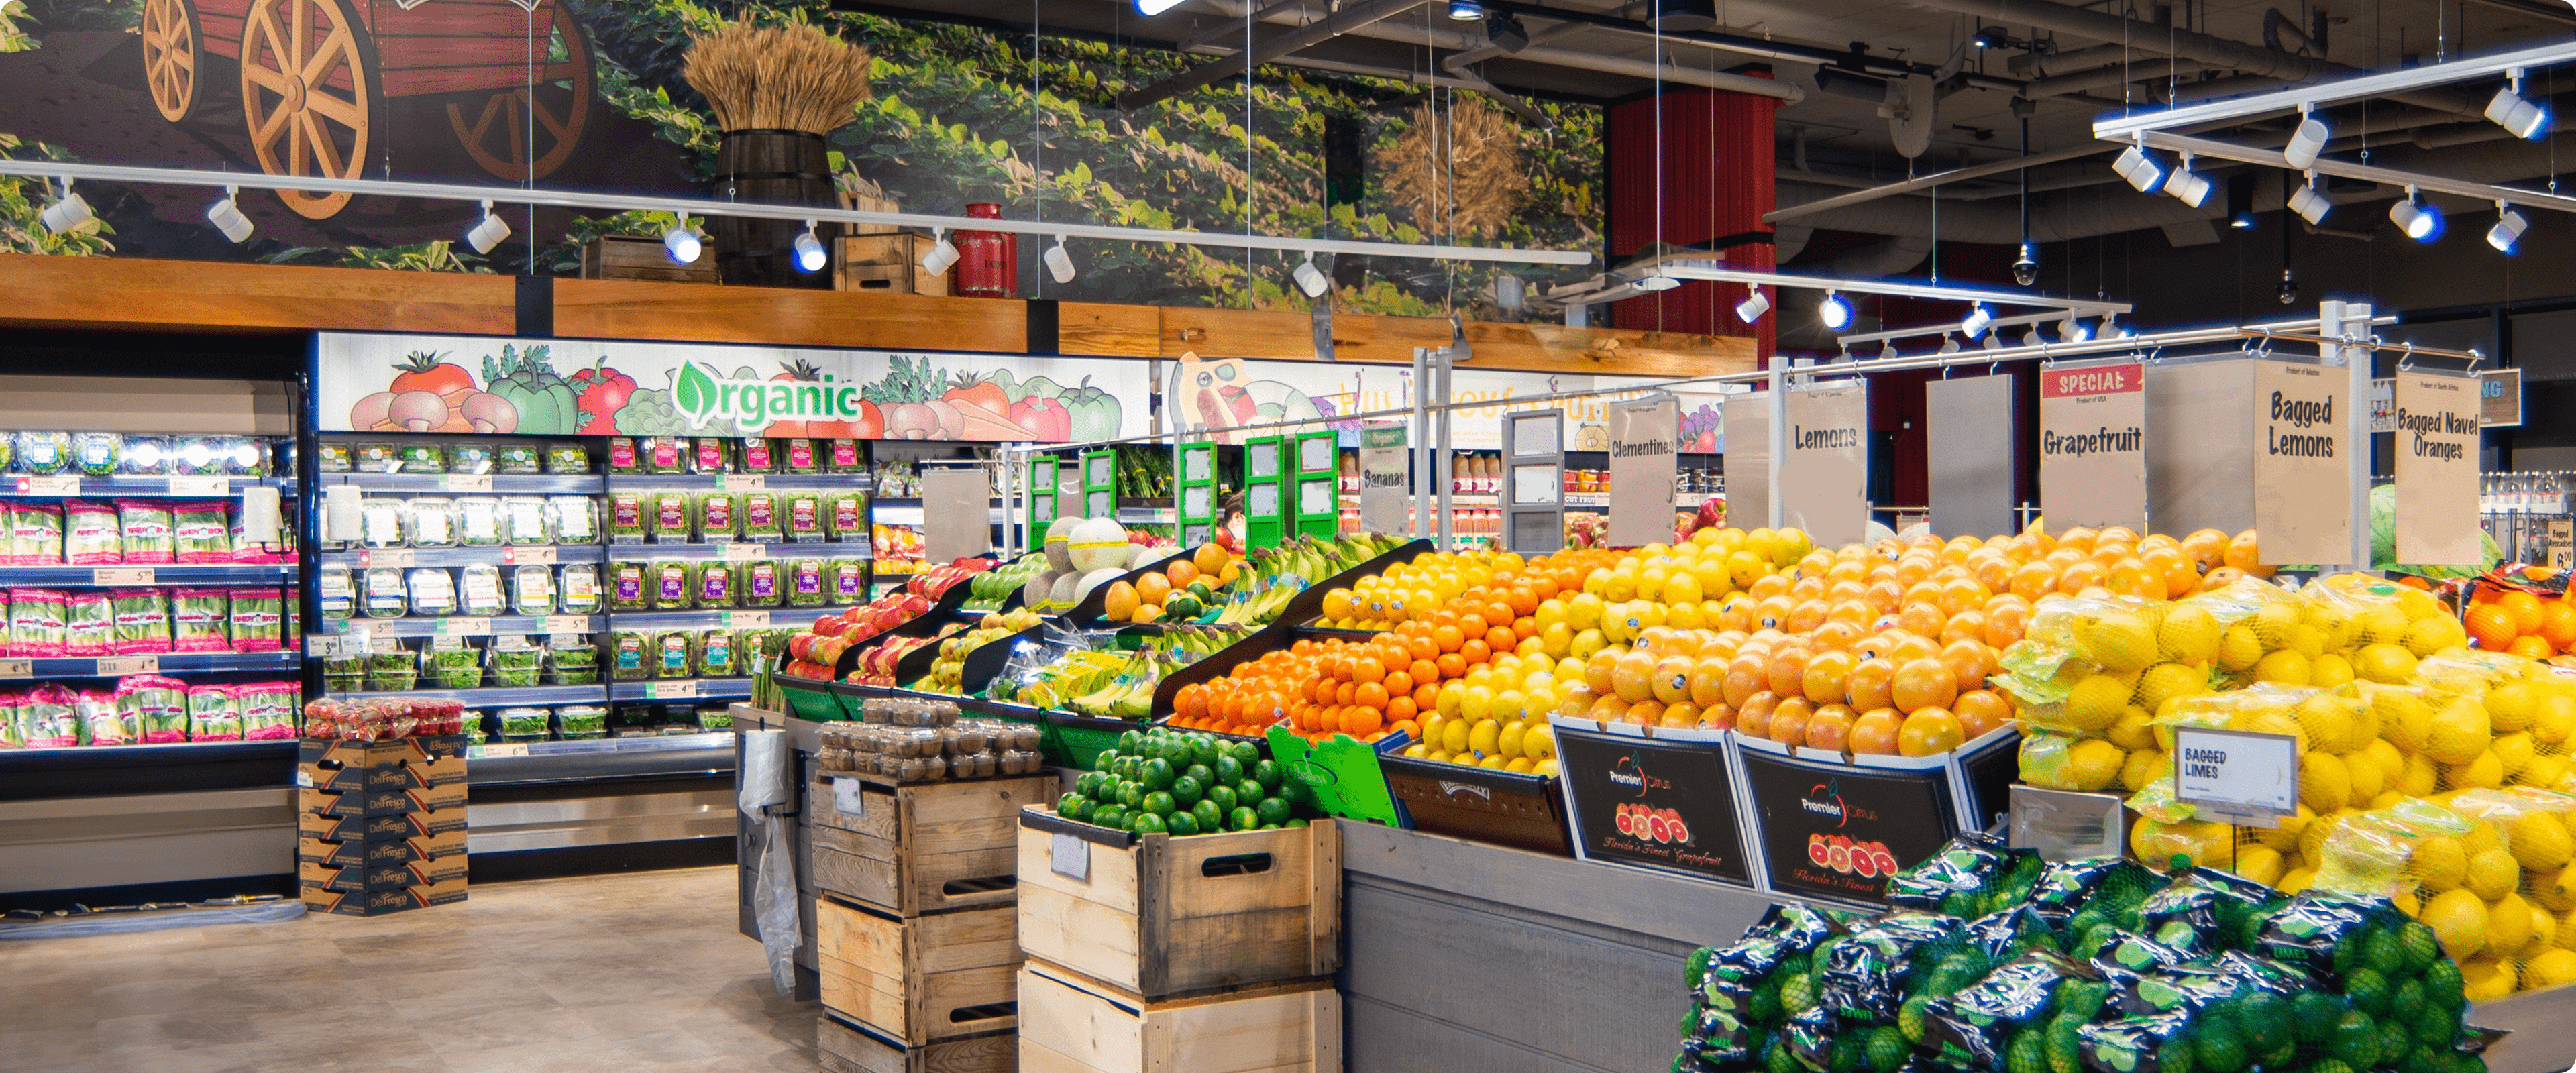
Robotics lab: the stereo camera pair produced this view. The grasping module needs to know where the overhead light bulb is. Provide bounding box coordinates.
[2489,203,2530,253]
[1291,253,1328,298]
[793,221,828,274]
[463,200,511,254]
[1044,235,1077,284]
[1972,25,2008,48]
[1818,291,1853,330]
[1636,274,1680,292]
[2287,180,2332,225]
[2487,79,2550,140]
[1960,303,1992,338]
[1734,289,1770,323]
[2165,158,2214,208]
[662,212,700,264]
[2276,268,2300,305]
[2112,144,2167,194]
[2283,111,2330,170]
[1446,0,1485,20]
[1136,0,1187,14]
[39,179,89,234]
[920,228,959,276]
[2389,188,2441,242]
[2061,315,2092,343]
[206,186,253,244]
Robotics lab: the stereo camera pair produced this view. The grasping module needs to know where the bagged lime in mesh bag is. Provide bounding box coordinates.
[1921,948,2100,1072]
[1885,832,2041,918]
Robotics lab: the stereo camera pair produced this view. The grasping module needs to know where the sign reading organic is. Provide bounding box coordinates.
[2038,361,2146,531]
[317,333,1144,441]
[1552,722,1752,885]
[2250,361,2351,566]
[1736,748,1962,905]
[2394,371,2482,565]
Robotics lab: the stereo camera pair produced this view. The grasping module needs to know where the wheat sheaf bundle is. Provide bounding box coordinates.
[684,16,874,135]
[1378,97,1527,240]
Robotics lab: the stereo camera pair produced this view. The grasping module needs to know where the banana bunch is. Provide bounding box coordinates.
[1068,648,1180,720]
[1013,649,1130,710]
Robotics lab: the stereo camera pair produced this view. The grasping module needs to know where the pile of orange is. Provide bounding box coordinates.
[2463,575,2576,660]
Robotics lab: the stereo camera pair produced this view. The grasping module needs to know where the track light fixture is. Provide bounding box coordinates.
[920,228,960,276]
[2283,107,2330,170]
[1446,0,1485,20]
[39,178,89,234]
[2061,315,2092,343]
[1939,336,1962,354]
[1636,274,1681,293]
[1818,291,1853,330]
[662,212,701,264]
[1734,288,1770,323]
[1291,252,1328,298]
[2487,70,2551,140]
[1971,25,2015,48]
[1136,0,1186,14]
[1044,235,1077,284]
[2488,203,2530,253]
[2276,269,2300,305]
[2388,187,2442,242]
[2287,177,2332,225]
[2165,155,2214,208]
[1960,304,1992,339]
[463,200,510,255]
[206,186,252,244]
[2112,144,2167,194]
[1485,13,1529,52]
[1879,340,1899,360]
[793,221,828,274]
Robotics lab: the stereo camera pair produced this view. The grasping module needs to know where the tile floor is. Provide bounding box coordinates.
[1,866,826,1073]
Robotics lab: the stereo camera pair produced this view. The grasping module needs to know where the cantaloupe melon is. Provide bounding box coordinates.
[1127,543,1159,570]
[1067,518,1130,573]
[1047,571,1083,608]
[1024,571,1061,609]
[1044,516,1083,574]
[1076,567,1127,604]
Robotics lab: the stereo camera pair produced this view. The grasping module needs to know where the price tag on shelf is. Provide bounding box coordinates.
[722,474,768,492]
[504,545,559,565]
[722,610,771,629]
[2171,727,2298,827]
[294,769,313,788]
[16,475,78,496]
[1049,832,1091,881]
[541,615,591,634]
[303,636,339,658]
[722,543,767,561]
[441,473,495,493]
[99,655,159,675]
[477,742,532,758]
[0,659,30,679]
[364,548,417,568]
[168,476,231,496]
[93,567,155,586]
[647,680,700,700]
[438,617,493,637]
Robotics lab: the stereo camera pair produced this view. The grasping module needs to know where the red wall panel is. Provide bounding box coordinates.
[1605,83,1778,359]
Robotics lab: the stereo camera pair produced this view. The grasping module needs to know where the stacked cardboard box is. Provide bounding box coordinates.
[296,736,470,917]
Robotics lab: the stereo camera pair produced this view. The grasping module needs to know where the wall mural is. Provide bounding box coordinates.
[0,0,1606,318]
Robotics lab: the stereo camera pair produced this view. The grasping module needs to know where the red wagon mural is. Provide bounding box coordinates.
[138,0,596,219]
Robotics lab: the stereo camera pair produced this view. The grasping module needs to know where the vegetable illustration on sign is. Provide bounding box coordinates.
[482,345,580,435]
[569,357,637,434]
[347,351,517,433]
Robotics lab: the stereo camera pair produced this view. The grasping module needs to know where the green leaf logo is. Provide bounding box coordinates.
[675,362,718,427]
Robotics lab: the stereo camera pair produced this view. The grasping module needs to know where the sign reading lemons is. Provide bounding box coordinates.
[671,361,865,430]
[1780,382,1868,548]
[2038,360,2145,530]
[2251,360,2351,566]
[2394,370,2482,565]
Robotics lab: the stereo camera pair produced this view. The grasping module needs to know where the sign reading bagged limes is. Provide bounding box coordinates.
[2171,725,2299,826]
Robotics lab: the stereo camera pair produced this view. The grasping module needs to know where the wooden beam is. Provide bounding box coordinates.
[0,253,516,335]
[1460,322,1759,378]
[1055,302,1159,357]
[554,278,1027,353]
[1157,306,1313,360]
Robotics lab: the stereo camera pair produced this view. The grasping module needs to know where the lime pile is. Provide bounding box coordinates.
[1676,834,2498,1073]
[1054,726,1300,836]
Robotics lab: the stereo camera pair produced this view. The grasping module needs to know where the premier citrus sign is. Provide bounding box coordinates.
[671,361,867,430]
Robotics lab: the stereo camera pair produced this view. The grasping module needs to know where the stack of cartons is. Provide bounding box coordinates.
[296,736,470,917]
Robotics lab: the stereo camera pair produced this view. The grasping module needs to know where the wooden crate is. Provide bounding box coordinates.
[1018,959,1340,1073]
[837,233,952,296]
[817,895,1020,1046]
[579,234,720,284]
[1016,809,1340,999]
[816,1011,1014,1073]
[810,773,1061,916]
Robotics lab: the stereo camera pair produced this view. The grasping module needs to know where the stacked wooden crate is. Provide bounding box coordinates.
[809,771,1059,1073]
[1013,809,1345,1073]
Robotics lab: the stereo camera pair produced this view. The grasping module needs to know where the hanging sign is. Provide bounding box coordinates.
[1607,396,1680,547]
[2394,370,2483,565]
[1927,376,2017,540]
[1723,392,1768,528]
[2251,361,2351,566]
[1358,424,1409,536]
[2038,361,2147,532]
[1780,381,1868,548]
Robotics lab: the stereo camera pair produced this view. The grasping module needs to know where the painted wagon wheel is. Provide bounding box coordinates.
[239,0,374,220]
[140,0,200,123]
[447,0,594,182]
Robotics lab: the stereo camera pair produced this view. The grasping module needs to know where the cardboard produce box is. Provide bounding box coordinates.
[297,829,467,867]
[302,877,468,917]
[298,753,467,793]
[299,782,467,819]
[298,855,470,892]
[299,736,468,768]
[299,808,468,842]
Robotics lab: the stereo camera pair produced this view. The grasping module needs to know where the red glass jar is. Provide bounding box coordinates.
[955,203,1017,298]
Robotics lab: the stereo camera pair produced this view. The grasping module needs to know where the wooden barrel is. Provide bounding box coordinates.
[709,129,837,288]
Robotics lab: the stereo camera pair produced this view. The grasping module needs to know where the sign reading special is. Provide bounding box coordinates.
[1552,722,1752,885]
[2394,371,2483,565]
[1780,382,1869,548]
[1735,748,1966,904]
[2038,361,2146,531]
[2251,361,2351,566]
[1607,396,1680,548]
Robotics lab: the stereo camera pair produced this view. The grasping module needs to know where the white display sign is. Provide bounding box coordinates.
[2038,361,2146,531]
[2171,726,2299,824]
[1723,392,1768,528]
[1780,382,1868,547]
[1358,424,1409,536]
[2251,361,2351,566]
[1165,354,1727,451]
[1049,832,1091,881]
[2394,371,2483,566]
[1607,397,1680,547]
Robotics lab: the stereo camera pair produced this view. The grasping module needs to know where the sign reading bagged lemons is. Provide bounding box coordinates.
[2251,360,2351,566]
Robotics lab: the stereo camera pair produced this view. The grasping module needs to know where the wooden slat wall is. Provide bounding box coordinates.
[553,278,1028,353]
[0,253,517,335]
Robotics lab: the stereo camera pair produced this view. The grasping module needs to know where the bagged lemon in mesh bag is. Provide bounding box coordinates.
[1995,595,2178,738]
[2441,787,2576,991]
[2307,571,2463,679]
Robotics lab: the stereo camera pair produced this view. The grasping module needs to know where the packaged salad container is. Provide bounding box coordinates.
[357,498,409,548]
[557,703,608,739]
[364,645,417,692]
[395,442,445,473]
[15,431,68,475]
[828,439,863,473]
[691,437,730,475]
[557,563,602,615]
[740,439,776,473]
[121,436,173,475]
[72,432,119,477]
[606,438,640,474]
[455,496,504,547]
[826,493,867,542]
[490,641,543,687]
[787,559,826,607]
[362,567,407,618]
[828,560,867,604]
[542,443,589,473]
[449,443,495,475]
[698,629,742,678]
[608,561,647,611]
[643,437,686,475]
[458,563,506,616]
[694,561,735,607]
[429,641,484,689]
[497,706,551,740]
[696,491,739,542]
[647,490,692,543]
[549,497,598,544]
[493,443,539,474]
[610,631,649,680]
[353,443,400,473]
[315,441,353,473]
[511,565,555,616]
[739,492,783,542]
[410,567,460,616]
[407,497,458,547]
[651,561,693,610]
[549,639,599,685]
[502,496,551,546]
[317,563,354,621]
[782,438,820,474]
[652,630,697,678]
[739,560,782,607]
[784,492,824,542]
[606,491,645,542]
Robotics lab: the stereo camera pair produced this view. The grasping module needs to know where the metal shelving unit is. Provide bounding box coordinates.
[0,563,295,585]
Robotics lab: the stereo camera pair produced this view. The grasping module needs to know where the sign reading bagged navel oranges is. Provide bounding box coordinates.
[2393,370,2481,566]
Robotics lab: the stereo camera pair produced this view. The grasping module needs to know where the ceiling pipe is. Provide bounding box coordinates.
[2025,60,2209,97]
[1175,0,1309,52]
[1766,142,2111,221]
[1117,0,1430,110]
[1899,0,2485,119]
[1512,45,1804,101]
[1481,0,2027,93]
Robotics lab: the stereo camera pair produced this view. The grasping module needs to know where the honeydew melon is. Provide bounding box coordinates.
[1067,517,1130,573]
[1044,516,1083,573]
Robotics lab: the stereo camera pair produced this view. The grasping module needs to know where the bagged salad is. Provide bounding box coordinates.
[76,689,129,745]
[172,500,231,562]
[9,587,68,657]
[64,591,112,656]
[116,499,176,563]
[64,499,121,564]
[11,502,61,565]
[187,683,242,742]
[239,681,299,741]
[111,587,172,653]
[170,587,231,653]
[117,674,189,743]
[21,685,77,747]
[228,587,282,651]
